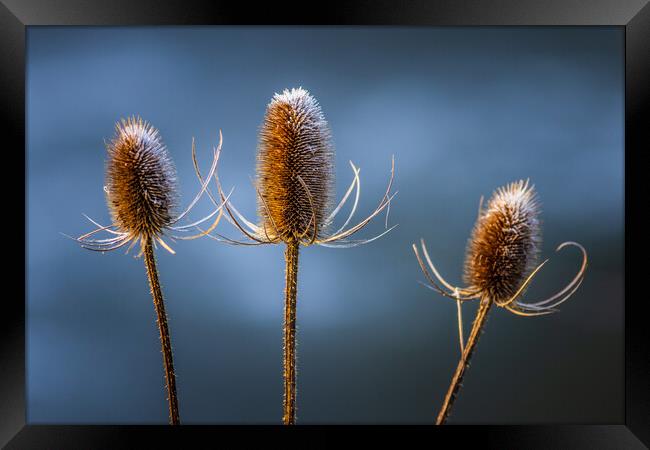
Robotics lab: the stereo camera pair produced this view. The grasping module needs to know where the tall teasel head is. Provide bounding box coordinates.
[413,179,587,317]
[257,87,335,242]
[71,116,224,254]
[209,87,397,248]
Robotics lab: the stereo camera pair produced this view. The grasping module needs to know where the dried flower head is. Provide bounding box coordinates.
[413,179,587,318]
[200,87,397,248]
[257,87,335,242]
[105,117,178,240]
[463,179,541,303]
[70,116,225,255]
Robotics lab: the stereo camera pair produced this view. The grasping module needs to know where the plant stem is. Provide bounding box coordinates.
[283,240,300,425]
[143,238,180,425]
[436,296,492,425]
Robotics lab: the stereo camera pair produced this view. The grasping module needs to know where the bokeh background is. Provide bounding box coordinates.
[27,26,624,424]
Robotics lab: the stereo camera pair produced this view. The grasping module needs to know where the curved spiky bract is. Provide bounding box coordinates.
[463,179,541,303]
[105,116,177,240]
[257,87,335,243]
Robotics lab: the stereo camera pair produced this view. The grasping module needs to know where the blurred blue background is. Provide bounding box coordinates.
[27,26,623,424]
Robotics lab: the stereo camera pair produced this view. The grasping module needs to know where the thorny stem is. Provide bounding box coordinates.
[143,238,180,425]
[436,296,492,425]
[283,240,300,425]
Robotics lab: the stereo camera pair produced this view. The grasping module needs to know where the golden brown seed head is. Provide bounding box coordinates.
[105,117,177,240]
[463,180,541,302]
[257,87,334,243]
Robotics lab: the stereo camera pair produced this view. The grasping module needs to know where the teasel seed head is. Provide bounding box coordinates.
[463,179,541,302]
[256,87,335,243]
[105,116,177,241]
[414,179,586,322]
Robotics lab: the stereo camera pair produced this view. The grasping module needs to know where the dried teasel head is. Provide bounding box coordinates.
[204,87,396,248]
[463,179,541,303]
[256,87,335,243]
[413,178,587,366]
[105,116,178,241]
[71,117,225,255]
[413,178,587,321]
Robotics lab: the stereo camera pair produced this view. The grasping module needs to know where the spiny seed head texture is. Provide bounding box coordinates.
[105,117,177,240]
[257,87,335,243]
[463,179,541,302]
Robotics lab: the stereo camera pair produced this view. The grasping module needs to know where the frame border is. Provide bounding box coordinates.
[3,1,648,447]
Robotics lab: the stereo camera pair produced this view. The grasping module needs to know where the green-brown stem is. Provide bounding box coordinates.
[436,297,492,425]
[283,240,300,425]
[143,238,180,425]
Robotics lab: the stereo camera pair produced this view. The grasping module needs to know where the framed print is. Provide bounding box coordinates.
[2,0,648,448]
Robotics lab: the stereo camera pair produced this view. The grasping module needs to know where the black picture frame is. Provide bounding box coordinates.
[3,0,648,448]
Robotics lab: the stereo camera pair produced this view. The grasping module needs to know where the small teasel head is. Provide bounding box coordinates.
[414,179,586,321]
[105,116,178,242]
[463,179,541,303]
[256,87,335,243]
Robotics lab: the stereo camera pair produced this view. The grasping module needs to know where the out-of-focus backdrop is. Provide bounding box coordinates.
[27,26,623,424]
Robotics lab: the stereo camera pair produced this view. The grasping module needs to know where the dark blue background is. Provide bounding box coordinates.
[27,26,623,424]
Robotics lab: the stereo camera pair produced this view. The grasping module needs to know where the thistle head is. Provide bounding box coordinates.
[463,179,541,302]
[105,116,177,241]
[256,87,335,243]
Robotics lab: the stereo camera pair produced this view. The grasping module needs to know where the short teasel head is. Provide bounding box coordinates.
[105,116,177,241]
[256,87,335,243]
[414,179,586,319]
[463,179,541,302]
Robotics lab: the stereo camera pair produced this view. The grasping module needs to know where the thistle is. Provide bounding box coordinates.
[412,179,587,425]
[193,88,396,424]
[68,117,225,425]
